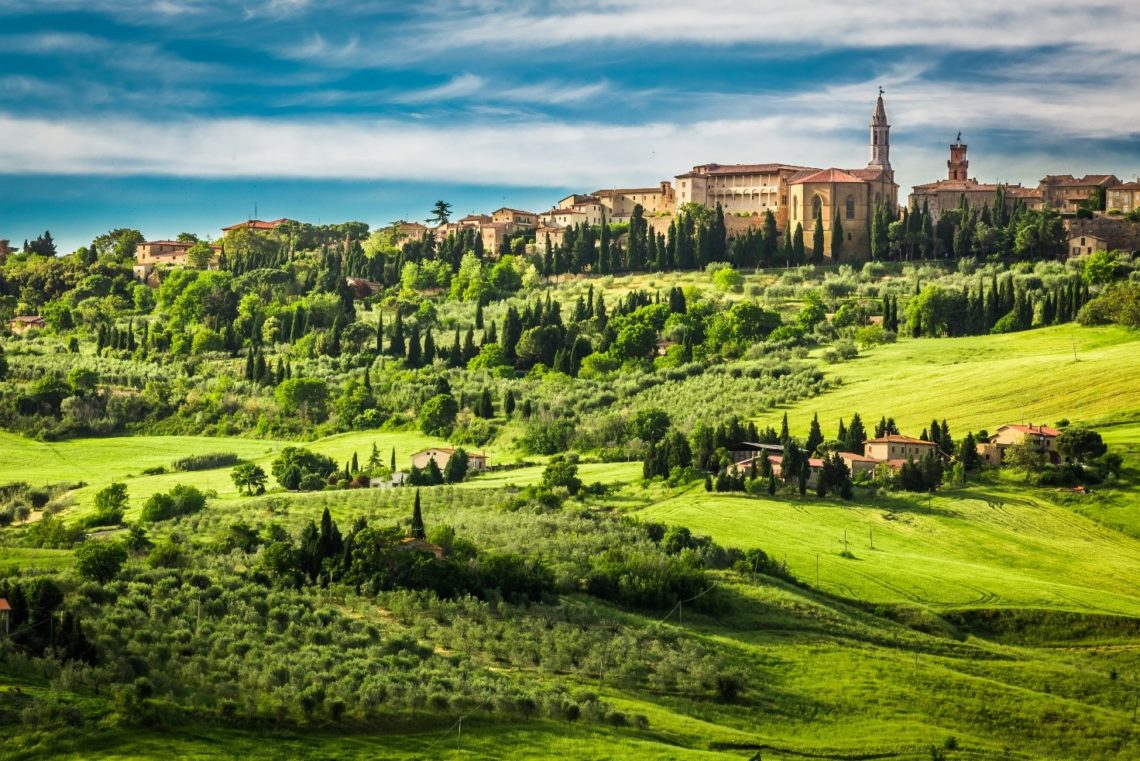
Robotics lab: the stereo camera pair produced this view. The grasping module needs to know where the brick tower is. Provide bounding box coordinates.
[948,135,968,181]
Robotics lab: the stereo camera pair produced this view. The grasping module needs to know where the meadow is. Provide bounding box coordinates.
[774,323,1140,436]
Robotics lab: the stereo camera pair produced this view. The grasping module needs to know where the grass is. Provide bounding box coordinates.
[635,479,1140,617]
[773,324,1140,436]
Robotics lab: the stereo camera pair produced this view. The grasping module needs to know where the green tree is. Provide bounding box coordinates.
[75,540,128,584]
[274,377,329,422]
[831,208,844,261]
[631,408,671,443]
[231,463,268,495]
[271,447,337,490]
[541,453,582,495]
[811,209,824,264]
[92,482,128,525]
[443,448,469,483]
[1056,428,1106,463]
[410,489,426,539]
[428,200,452,226]
[419,394,459,436]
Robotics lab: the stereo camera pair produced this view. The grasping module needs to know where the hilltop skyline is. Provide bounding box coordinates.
[2,1,1140,251]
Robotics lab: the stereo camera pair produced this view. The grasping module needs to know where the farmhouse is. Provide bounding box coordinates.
[977,424,1061,465]
[8,315,45,334]
[0,597,10,635]
[764,454,824,488]
[395,537,446,561]
[410,447,488,473]
[864,434,939,462]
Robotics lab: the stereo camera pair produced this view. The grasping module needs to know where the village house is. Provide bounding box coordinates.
[133,239,221,281]
[864,434,940,462]
[410,447,488,473]
[763,454,824,489]
[532,225,567,250]
[479,222,513,255]
[976,424,1061,465]
[0,597,9,635]
[589,182,676,219]
[491,208,539,233]
[1068,233,1107,257]
[370,471,410,489]
[1064,217,1140,254]
[1106,182,1140,214]
[394,221,430,244]
[8,315,45,334]
[1039,174,1119,213]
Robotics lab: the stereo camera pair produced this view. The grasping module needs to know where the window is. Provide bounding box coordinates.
[846,195,855,219]
[811,195,822,220]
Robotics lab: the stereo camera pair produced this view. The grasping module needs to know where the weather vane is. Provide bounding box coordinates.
[956,131,962,142]
[879,86,884,96]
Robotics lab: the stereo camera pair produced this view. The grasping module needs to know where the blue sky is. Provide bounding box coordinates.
[2,1,1139,252]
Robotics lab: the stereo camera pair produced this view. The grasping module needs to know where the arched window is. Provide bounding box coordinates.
[811,195,822,220]
[845,195,855,219]
[793,195,798,217]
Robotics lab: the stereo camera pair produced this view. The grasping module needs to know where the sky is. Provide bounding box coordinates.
[2,0,1139,253]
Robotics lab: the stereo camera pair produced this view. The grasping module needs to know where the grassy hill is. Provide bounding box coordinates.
[771,323,1140,436]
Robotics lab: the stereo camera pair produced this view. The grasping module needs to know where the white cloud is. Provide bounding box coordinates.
[392,73,486,103]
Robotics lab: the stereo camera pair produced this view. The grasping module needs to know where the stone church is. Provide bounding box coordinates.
[674,93,899,260]
[785,92,899,260]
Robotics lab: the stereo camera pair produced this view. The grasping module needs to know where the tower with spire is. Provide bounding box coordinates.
[867,88,891,175]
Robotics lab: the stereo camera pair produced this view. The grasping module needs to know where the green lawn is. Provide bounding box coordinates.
[636,480,1140,617]
[773,324,1140,436]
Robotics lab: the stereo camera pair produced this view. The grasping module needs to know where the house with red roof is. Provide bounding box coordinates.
[978,424,1062,465]
[410,447,488,473]
[0,597,11,635]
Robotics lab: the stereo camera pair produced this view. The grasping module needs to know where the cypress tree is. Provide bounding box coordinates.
[423,328,436,365]
[812,209,824,264]
[405,324,421,368]
[831,208,844,262]
[475,301,484,330]
[792,223,805,265]
[389,312,405,356]
[410,490,426,540]
[805,413,823,455]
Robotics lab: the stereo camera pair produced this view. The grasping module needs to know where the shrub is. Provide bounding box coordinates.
[140,484,207,522]
[271,447,337,490]
[171,452,241,472]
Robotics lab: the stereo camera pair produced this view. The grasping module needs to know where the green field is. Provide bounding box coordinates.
[774,324,1140,436]
[4,322,1140,759]
[636,481,1140,616]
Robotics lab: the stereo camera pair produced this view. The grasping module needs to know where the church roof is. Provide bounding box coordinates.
[790,168,867,185]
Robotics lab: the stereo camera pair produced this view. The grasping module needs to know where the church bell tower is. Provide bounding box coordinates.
[868,89,891,175]
[948,135,968,181]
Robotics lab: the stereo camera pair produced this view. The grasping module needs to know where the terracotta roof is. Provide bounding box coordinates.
[11,315,44,324]
[1111,182,1140,191]
[493,207,536,216]
[591,187,670,197]
[837,452,879,462]
[142,240,195,247]
[413,447,456,456]
[791,168,868,185]
[866,435,935,445]
[0,598,10,611]
[1000,424,1060,437]
[845,167,890,181]
[222,218,290,231]
[676,163,815,179]
[1040,174,1118,187]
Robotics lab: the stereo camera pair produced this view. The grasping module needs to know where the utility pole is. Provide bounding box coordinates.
[870,526,874,550]
[816,554,820,586]
[843,530,848,555]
